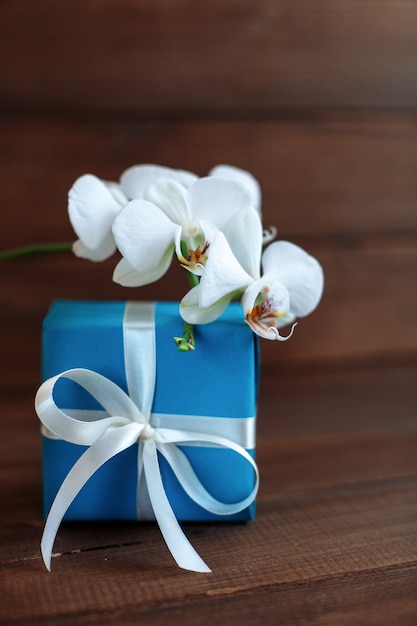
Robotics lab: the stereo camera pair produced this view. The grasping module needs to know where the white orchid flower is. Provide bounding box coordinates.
[68,174,128,261]
[181,219,324,341]
[241,241,324,340]
[68,165,197,262]
[112,176,254,287]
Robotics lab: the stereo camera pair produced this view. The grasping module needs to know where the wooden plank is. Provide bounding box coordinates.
[3,565,417,625]
[0,241,416,377]
[257,362,417,439]
[2,360,417,484]
[2,484,416,624]
[1,114,416,248]
[1,365,417,624]
[1,1,416,111]
[2,446,417,623]
[2,362,417,519]
[4,567,417,626]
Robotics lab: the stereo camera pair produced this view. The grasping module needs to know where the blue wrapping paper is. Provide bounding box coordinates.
[41,300,259,522]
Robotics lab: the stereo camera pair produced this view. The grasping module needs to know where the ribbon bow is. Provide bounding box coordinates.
[35,303,259,573]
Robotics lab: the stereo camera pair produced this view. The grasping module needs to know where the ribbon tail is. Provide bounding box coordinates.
[136,441,154,520]
[142,440,211,573]
[41,423,140,571]
[158,443,258,516]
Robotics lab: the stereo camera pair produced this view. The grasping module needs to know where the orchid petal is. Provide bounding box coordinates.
[106,181,129,205]
[145,178,191,224]
[187,177,252,231]
[246,316,297,341]
[112,199,177,277]
[120,164,197,200]
[68,174,124,256]
[224,206,263,279]
[262,241,324,317]
[198,231,253,308]
[72,234,116,262]
[273,311,298,330]
[180,285,233,325]
[113,254,173,287]
[209,164,262,213]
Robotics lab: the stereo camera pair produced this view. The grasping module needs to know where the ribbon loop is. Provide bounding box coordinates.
[36,368,145,445]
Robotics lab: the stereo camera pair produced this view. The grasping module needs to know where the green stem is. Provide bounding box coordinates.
[172,268,199,351]
[0,242,73,260]
[186,270,199,289]
[1,241,199,351]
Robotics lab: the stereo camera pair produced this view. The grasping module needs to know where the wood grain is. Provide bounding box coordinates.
[1,113,416,371]
[1,115,416,247]
[0,238,416,382]
[1,370,417,624]
[1,1,416,111]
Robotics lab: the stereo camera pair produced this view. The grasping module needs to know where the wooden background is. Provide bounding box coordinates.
[1,2,417,624]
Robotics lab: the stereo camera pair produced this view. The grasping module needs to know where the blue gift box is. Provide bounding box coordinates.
[40,300,259,523]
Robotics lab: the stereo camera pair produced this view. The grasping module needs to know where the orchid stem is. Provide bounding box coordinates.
[172,268,199,351]
[185,269,199,289]
[1,241,198,351]
[0,242,73,260]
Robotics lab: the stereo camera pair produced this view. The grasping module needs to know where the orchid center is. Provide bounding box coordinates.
[245,286,292,340]
[249,288,288,323]
[178,224,210,274]
[179,241,210,273]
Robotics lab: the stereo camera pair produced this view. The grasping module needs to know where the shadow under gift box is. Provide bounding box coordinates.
[41,301,259,522]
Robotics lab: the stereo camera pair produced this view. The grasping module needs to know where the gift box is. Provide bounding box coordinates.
[39,300,259,528]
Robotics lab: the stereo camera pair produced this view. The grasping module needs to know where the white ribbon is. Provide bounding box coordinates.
[35,302,259,573]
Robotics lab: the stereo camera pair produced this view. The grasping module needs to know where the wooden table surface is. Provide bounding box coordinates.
[1,2,417,624]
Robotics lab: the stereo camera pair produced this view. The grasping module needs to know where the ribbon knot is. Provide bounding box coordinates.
[139,422,155,441]
[35,302,259,574]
